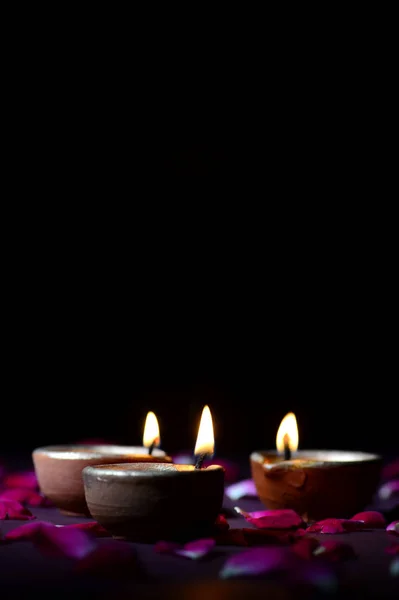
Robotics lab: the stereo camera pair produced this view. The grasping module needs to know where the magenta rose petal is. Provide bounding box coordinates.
[291,537,320,560]
[379,480,399,500]
[61,522,109,537]
[5,521,96,558]
[4,471,38,489]
[0,488,52,507]
[387,521,399,535]
[238,508,304,529]
[75,541,140,577]
[390,557,399,577]
[175,538,216,560]
[351,511,386,528]
[219,546,290,579]
[306,518,364,534]
[154,541,181,554]
[225,479,257,501]
[0,499,36,520]
[313,540,356,562]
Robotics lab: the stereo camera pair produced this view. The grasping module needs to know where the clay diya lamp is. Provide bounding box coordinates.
[83,405,225,541]
[250,412,382,521]
[32,411,172,516]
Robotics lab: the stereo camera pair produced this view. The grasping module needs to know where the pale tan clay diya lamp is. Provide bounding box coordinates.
[83,405,225,541]
[250,412,382,522]
[33,411,172,516]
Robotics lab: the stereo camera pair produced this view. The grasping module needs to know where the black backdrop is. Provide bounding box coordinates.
[1,142,397,460]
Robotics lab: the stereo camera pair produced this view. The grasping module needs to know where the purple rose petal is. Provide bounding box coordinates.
[379,480,399,500]
[61,521,109,537]
[225,479,257,501]
[75,541,140,577]
[0,488,53,507]
[155,538,215,560]
[0,499,35,520]
[5,521,96,558]
[382,459,399,481]
[390,557,399,577]
[387,521,399,535]
[220,546,291,579]
[351,511,386,528]
[4,471,38,489]
[236,507,304,529]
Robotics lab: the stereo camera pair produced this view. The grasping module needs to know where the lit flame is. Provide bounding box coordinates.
[143,411,160,448]
[194,405,214,456]
[276,412,298,453]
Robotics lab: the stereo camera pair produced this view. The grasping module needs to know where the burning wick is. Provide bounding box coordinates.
[194,453,207,470]
[283,434,291,461]
[148,442,155,456]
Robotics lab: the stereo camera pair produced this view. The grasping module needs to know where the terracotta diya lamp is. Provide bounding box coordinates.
[250,412,382,521]
[32,411,172,516]
[83,405,225,541]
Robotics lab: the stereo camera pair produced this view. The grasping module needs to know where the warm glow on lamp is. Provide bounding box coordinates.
[143,411,160,449]
[194,405,215,457]
[276,412,298,455]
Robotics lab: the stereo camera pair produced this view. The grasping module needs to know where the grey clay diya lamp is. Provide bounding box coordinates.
[250,413,382,521]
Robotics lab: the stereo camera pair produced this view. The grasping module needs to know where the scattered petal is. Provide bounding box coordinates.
[306,518,364,534]
[220,546,291,579]
[291,537,320,560]
[382,459,399,481]
[225,479,257,501]
[0,499,35,520]
[236,507,304,529]
[386,544,399,555]
[379,480,399,500]
[0,488,53,507]
[214,514,229,531]
[351,511,386,528]
[4,471,38,489]
[387,521,399,535]
[390,557,399,577]
[5,521,96,558]
[60,521,109,537]
[175,539,215,559]
[313,540,356,562]
[75,541,141,577]
[155,538,215,560]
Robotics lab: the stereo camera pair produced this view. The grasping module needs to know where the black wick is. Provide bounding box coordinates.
[283,434,291,460]
[194,453,207,469]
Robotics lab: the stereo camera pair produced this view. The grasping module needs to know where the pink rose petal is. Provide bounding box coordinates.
[75,541,140,576]
[386,544,399,555]
[0,499,35,520]
[225,479,257,501]
[0,488,53,507]
[236,507,304,529]
[291,537,320,560]
[379,480,399,500]
[387,521,399,535]
[155,538,215,560]
[4,471,38,489]
[390,557,399,577]
[5,521,96,558]
[382,459,399,481]
[306,518,364,534]
[313,540,356,562]
[61,521,109,537]
[351,511,386,528]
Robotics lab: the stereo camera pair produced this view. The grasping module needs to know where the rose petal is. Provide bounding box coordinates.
[214,514,229,531]
[75,541,140,577]
[5,521,96,558]
[4,471,38,489]
[306,518,364,534]
[0,499,35,520]
[60,521,109,537]
[225,479,257,501]
[154,540,181,554]
[390,557,399,577]
[291,537,320,560]
[382,459,399,481]
[386,544,399,555]
[351,511,386,528]
[236,507,304,529]
[313,540,356,562]
[215,528,248,546]
[387,521,399,535]
[175,538,215,559]
[379,480,399,500]
[0,488,53,507]
[219,546,291,579]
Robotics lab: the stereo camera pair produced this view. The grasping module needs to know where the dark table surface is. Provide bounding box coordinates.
[1,457,398,600]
